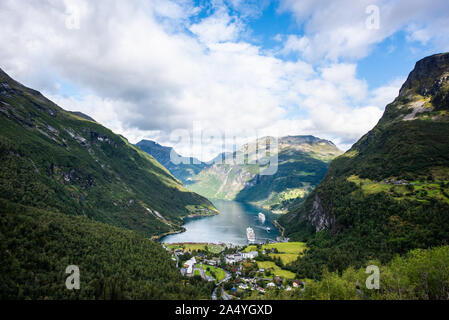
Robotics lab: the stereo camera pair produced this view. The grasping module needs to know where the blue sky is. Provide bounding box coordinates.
[1,0,448,159]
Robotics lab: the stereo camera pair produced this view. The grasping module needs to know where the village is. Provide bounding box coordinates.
[163,242,307,299]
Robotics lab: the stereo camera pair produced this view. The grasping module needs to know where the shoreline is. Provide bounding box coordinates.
[153,209,220,241]
[273,219,285,237]
[151,228,185,241]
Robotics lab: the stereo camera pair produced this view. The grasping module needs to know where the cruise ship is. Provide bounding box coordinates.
[246,227,256,242]
[258,212,266,223]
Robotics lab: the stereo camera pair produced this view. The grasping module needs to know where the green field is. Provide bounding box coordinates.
[199,264,226,282]
[244,242,306,264]
[165,243,225,253]
[256,261,296,279]
[243,242,306,254]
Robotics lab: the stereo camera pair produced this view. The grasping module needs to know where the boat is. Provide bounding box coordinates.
[266,227,271,232]
[246,227,256,242]
[258,212,266,223]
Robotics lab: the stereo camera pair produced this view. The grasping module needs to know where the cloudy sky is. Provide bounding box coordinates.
[1,0,449,160]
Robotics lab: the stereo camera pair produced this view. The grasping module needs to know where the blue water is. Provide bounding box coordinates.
[160,200,280,245]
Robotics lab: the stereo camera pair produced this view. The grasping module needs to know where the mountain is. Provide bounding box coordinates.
[136,140,207,183]
[183,135,342,212]
[0,68,217,238]
[279,53,449,278]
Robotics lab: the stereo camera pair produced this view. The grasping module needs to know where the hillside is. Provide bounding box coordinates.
[279,53,449,278]
[136,140,207,184]
[0,199,213,299]
[186,136,342,212]
[0,68,217,238]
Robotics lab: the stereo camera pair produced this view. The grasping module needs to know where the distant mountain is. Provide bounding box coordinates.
[136,140,207,183]
[279,53,449,278]
[0,68,216,238]
[139,135,342,212]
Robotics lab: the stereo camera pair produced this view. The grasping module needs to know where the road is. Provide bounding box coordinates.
[211,269,231,300]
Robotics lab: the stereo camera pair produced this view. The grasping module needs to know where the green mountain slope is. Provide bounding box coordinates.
[136,140,207,184]
[279,53,449,278]
[186,136,342,212]
[0,199,213,299]
[0,68,216,238]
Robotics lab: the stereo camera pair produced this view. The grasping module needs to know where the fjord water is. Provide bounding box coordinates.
[161,200,280,245]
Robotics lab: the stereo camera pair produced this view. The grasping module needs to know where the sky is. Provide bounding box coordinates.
[1,0,449,161]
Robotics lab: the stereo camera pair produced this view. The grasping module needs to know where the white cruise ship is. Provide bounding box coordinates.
[258,212,266,223]
[246,227,256,242]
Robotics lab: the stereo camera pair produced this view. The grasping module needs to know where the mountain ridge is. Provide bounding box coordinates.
[0,67,217,238]
[137,135,342,212]
[278,52,449,278]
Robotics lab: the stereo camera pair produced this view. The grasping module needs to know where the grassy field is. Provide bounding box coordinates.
[256,261,296,279]
[165,243,225,253]
[347,174,449,204]
[199,264,226,282]
[243,242,306,254]
[244,242,306,264]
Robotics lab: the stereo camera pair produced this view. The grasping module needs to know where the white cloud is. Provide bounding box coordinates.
[0,0,435,160]
[278,0,449,62]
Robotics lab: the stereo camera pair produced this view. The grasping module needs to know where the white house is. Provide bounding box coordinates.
[184,257,196,276]
[267,282,276,288]
[242,251,258,259]
[184,257,196,268]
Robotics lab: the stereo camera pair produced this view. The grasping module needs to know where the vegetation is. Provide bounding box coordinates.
[279,53,449,281]
[255,261,296,279]
[165,243,225,254]
[0,68,216,238]
[0,200,214,299]
[249,245,449,300]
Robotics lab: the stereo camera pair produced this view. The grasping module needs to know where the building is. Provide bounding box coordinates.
[184,257,196,276]
[242,251,258,259]
[267,282,276,288]
[225,253,244,264]
[239,284,249,290]
[204,259,217,266]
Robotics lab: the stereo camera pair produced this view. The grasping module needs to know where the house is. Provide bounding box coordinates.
[225,253,244,264]
[242,251,258,259]
[186,265,193,276]
[258,268,265,273]
[292,280,303,288]
[267,282,276,288]
[239,284,249,290]
[257,287,266,293]
[184,257,196,268]
[204,259,217,266]
[285,286,292,291]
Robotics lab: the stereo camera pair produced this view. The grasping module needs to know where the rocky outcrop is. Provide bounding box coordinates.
[307,194,334,232]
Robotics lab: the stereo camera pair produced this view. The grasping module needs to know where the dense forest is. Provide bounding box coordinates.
[0,199,214,299]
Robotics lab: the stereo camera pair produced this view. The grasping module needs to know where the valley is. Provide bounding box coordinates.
[1,52,449,301]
